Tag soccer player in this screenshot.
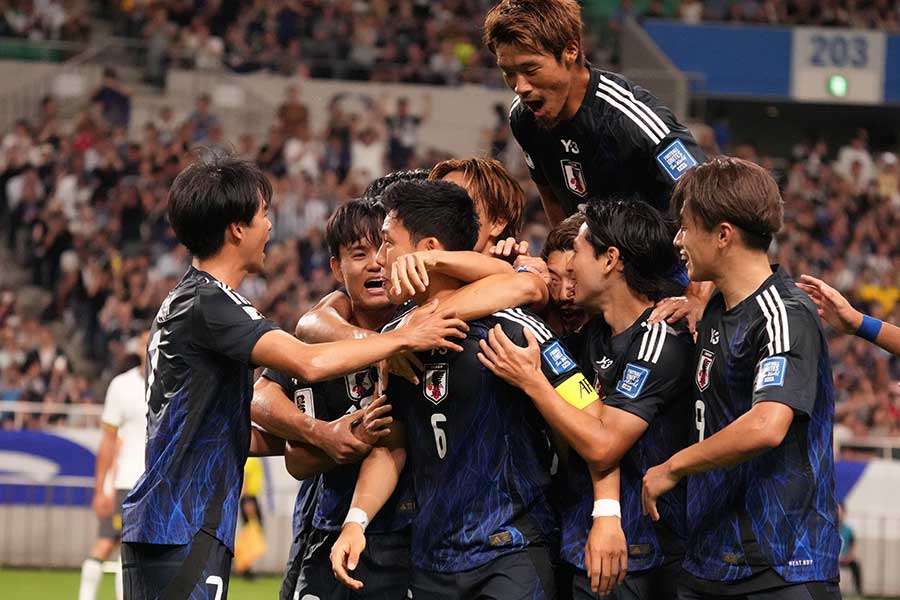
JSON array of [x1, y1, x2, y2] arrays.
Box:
[[484, 0, 705, 225], [79, 333, 149, 600], [330, 179, 596, 599], [541, 213, 589, 338], [251, 199, 413, 600], [120, 156, 467, 599], [479, 198, 693, 600], [641, 157, 842, 600]]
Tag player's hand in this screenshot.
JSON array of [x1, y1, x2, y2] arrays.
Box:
[[389, 251, 436, 302], [399, 300, 468, 353], [330, 523, 367, 590], [648, 294, 702, 333], [641, 462, 680, 521], [513, 255, 551, 287], [354, 394, 393, 445], [477, 325, 543, 390], [584, 516, 627, 596], [386, 352, 422, 385], [797, 274, 863, 335], [318, 412, 373, 465], [92, 490, 115, 519], [489, 237, 529, 260]]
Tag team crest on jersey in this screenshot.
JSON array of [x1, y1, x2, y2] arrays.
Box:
[[345, 369, 375, 401], [696, 349, 715, 391], [294, 387, 314, 417], [423, 363, 449, 404], [560, 159, 587, 197]]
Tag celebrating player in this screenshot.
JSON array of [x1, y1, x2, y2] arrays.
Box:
[[479, 198, 693, 600], [642, 157, 842, 600], [120, 156, 467, 599], [330, 179, 594, 599], [541, 213, 589, 338]]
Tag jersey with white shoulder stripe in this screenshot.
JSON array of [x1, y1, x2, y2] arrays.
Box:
[[382, 306, 596, 573], [509, 66, 705, 215], [686, 266, 840, 586]]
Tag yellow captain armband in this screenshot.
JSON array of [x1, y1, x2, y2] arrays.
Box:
[[554, 372, 599, 409]]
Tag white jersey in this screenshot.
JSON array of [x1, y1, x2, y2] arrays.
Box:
[[100, 366, 147, 490]]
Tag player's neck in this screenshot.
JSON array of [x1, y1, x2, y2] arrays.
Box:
[[414, 272, 460, 306], [194, 254, 248, 291], [347, 302, 395, 332], [560, 64, 592, 122], [597, 285, 653, 336], [714, 252, 773, 311]]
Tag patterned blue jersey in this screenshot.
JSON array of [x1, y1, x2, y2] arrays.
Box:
[[686, 266, 840, 584], [384, 307, 595, 573], [560, 309, 692, 572], [261, 367, 413, 534], [123, 267, 279, 550]]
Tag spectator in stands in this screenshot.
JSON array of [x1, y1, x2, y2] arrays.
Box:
[[91, 69, 132, 131], [838, 503, 863, 596], [384, 95, 431, 171], [183, 93, 220, 144]]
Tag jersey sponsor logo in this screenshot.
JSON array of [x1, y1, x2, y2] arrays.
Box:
[[542, 341, 576, 376], [523, 152, 535, 169], [696, 349, 715, 391], [345, 369, 375, 402], [560, 159, 587, 197], [294, 387, 314, 417], [710, 329, 720, 345], [560, 139, 580, 154], [596, 356, 614, 370], [555, 372, 599, 409], [656, 139, 698, 182], [423, 363, 449, 404], [755, 356, 786, 390], [615, 363, 650, 399]]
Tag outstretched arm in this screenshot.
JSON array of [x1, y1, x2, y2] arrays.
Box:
[[295, 290, 365, 343]]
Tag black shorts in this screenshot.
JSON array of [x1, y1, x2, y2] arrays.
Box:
[[295, 527, 411, 600], [121, 529, 232, 600], [410, 546, 557, 600], [570, 559, 681, 600], [98, 489, 129, 540], [676, 580, 842, 600]]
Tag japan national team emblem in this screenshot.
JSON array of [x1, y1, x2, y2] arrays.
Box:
[[423, 363, 449, 405], [560, 159, 587, 197], [695, 349, 715, 391], [345, 369, 375, 401]]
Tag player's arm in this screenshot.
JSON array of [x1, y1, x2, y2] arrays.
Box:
[[330, 422, 407, 591], [92, 423, 118, 518], [536, 182, 567, 226], [387, 249, 514, 299], [294, 290, 365, 343], [248, 425, 286, 456], [642, 308, 819, 520], [250, 300, 467, 382], [586, 466, 627, 596]]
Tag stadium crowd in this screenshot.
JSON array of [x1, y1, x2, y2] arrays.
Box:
[[0, 83, 896, 446]]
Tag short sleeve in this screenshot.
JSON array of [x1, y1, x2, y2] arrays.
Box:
[[194, 285, 280, 365], [751, 303, 821, 417], [603, 323, 691, 424], [651, 133, 705, 191], [260, 368, 297, 397], [100, 377, 124, 428]]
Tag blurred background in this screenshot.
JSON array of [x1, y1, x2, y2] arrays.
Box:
[[0, 1, 897, 598]]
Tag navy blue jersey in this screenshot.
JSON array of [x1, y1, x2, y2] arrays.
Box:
[[510, 66, 705, 215], [686, 267, 840, 584], [384, 307, 597, 573], [123, 267, 279, 550], [261, 368, 414, 534], [561, 310, 692, 573]]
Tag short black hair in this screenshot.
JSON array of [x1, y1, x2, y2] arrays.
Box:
[[541, 213, 585, 261], [326, 198, 386, 258], [167, 154, 272, 259], [580, 198, 680, 298], [381, 180, 479, 252], [363, 169, 430, 203]]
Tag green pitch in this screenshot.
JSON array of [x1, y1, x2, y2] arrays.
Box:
[[0, 568, 281, 599]]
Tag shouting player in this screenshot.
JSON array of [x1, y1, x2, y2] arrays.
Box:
[[330, 179, 595, 599], [120, 156, 467, 599], [479, 198, 693, 600], [642, 157, 842, 600]]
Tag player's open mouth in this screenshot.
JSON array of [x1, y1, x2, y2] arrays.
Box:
[[364, 278, 385, 294], [525, 99, 545, 116]]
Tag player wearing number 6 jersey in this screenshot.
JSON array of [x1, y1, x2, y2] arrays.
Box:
[[641, 158, 841, 600], [330, 179, 596, 599]]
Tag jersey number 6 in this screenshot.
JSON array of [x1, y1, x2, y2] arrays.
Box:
[[431, 413, 447, 459]]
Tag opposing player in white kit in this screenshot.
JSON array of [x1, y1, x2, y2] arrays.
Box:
[[79, 332, 149, 600]]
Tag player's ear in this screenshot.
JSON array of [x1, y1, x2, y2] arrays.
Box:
[[227, 221, 243, 243], [718, 222, 735, 248], [563, 41, 580, 68], [605, 246, 621, 274], [330, 256, 345, 285], [422, 237, 441, 252]]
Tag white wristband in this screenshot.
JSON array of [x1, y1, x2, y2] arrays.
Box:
[[592, 499, 621, 518], [343, 507, 370, 532]]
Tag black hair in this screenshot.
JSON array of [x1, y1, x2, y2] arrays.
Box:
[[362, 169, 430, 203], [167, 154, 272, 259], [325, 198, 387, 258], [541, 213, 585, 261], [580, 198, 680, 298], [381, 180, 479, 252]]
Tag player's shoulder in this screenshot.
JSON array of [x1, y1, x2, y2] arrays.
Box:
[[482, 307, 556, 344], [508, 95, 535, 132], [747, 269, 823, 350], [590, 68, 675, 147], [626, 319, 693, 369]]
